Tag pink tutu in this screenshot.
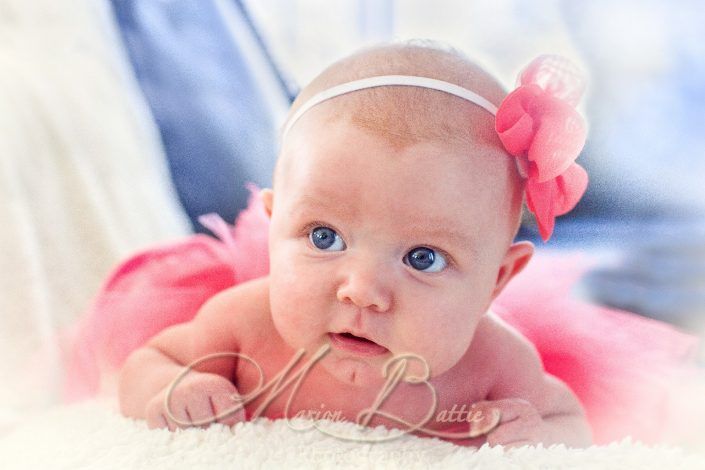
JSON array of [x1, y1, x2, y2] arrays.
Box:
[[59, 185, 705, 446]]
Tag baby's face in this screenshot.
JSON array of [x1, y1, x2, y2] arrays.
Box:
[[264, 109, 528, 388]]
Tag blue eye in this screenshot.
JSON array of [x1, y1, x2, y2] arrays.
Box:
[[310, 226, 346, 251], [404, 247, 447, 272]]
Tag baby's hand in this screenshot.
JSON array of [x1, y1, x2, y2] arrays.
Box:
[[470, 398, 545, 449], [145, 372, 247, 431]]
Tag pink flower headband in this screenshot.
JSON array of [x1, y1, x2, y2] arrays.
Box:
[[282, 55, 588, 241]]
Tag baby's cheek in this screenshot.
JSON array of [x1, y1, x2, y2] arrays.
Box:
[[270, 259, 308, 305], [270, 265, 330, 345], [412, 316, 475, 376], [431, 340, 472, 377]]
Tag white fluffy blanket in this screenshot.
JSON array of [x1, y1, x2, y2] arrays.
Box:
[[1, 399, 704, 470]]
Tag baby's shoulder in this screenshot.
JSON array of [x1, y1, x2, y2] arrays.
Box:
[[201, 276, 273, 341], [475, 310, 532, 349], [430, 313, 511, 402], [476, 310, 536, 360], [467, 309, 547, 397], [462, 310, 538, 377]]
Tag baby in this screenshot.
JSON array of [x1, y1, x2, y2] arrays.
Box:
[[118, 41, 593, 449]]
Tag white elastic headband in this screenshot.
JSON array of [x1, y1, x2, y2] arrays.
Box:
[[281, 75, 499, 139]]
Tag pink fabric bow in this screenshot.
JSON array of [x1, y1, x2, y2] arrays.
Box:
[[495, 55, 589, 241]]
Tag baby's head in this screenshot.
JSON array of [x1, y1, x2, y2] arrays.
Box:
[[259, 42, 556, 387], [274, 41, 526, 246]]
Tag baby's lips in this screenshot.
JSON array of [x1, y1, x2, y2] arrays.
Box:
[[467, 405, 502, 438]]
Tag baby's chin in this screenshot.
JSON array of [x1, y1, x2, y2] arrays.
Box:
[[318, 355, 389, 389], [316, 346, 449, 390]]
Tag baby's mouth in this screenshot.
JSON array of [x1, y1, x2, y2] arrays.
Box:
[[328, 332, 389, 356]]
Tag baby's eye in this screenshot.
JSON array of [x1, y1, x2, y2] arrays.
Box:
[[309, 226, 346, 251], [404, 247, 447, 273]]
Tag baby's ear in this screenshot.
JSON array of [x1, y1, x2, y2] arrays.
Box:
[[259, 188, 274, 218], [491, 241, 534, 300]]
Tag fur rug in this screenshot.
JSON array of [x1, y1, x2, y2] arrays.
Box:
[[1, 399, 704, 469]]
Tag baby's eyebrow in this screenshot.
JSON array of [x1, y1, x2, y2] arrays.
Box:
[[294, 195, 348, 216], [410, 224, 476, 253]]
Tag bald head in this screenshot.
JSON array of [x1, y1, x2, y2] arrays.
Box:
[[275, 40, 526, 244], [281, 40, 507, 145]]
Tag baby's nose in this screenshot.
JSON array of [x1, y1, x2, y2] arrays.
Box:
[[336, 256, 393, 312]]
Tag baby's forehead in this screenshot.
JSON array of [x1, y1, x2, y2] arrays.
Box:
[[281, 43, 508, 156], [283, 116, 521, 223], [279, 96, 522, 208]]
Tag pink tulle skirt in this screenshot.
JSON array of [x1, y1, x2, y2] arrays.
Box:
[[59, 185, 705, 446]]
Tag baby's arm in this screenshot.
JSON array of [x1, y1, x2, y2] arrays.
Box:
[[478, 315, 593, 448], [118, 280, 258, 429]]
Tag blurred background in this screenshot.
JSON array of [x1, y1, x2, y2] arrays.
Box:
[[0, 0, 703, 436]]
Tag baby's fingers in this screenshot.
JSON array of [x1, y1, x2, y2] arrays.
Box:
[[472, 398, 537, 426], [145, 373, 246, 431], [145, 408, 170, 430], [486, 416, 541, 447], [208, 390, 247, 427], [170, 377, 246, 428], [472, 398, 543, 447], [467, 404, 502, 438], [145, 394, 192, 431]]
